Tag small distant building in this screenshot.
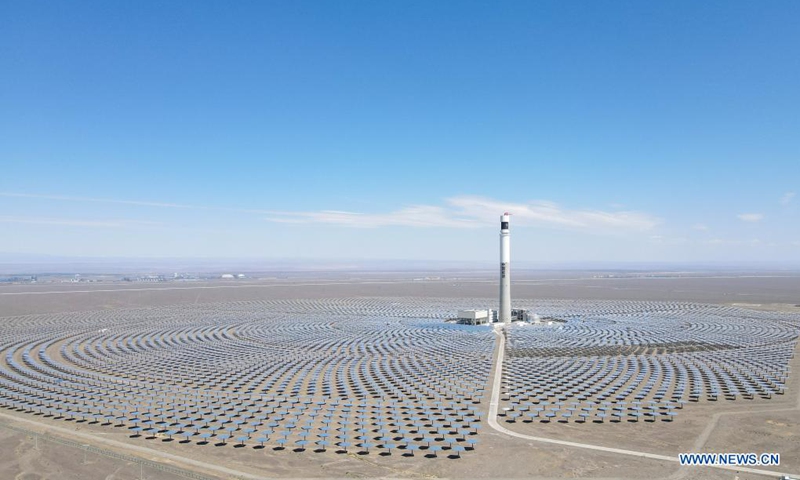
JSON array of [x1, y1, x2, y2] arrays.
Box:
[[135, 275, 165, 283], [220, 274, 235, 279], [236, 274, 246, 279]]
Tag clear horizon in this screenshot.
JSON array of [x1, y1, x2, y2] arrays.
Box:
[[3, 253, 800, 273]]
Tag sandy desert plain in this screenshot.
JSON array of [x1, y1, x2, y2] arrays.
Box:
[[0, 270, 799, 480]]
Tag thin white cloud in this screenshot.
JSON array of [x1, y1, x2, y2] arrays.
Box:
[[737, 213, 764, 222], [0, 191, 284, 216], [0, 192, 191, 209], [266, 196, 660, 232], [1, 191, 660, 232], [446, 196, 660, 231], [692, 223, 709, 231], [0, 216, 160, 228], [704, 238, 762, 246], [780, 192, 795, 205], [649, 235, 687, 244], [266, 205, 480, 228]]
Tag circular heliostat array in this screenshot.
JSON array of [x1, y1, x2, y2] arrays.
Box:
[[1, 299, 492, 456], [1, 298, 798, 455], [500, 300, 800, 424]]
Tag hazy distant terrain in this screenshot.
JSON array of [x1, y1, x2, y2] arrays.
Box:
[[2, 269, 799, 317]]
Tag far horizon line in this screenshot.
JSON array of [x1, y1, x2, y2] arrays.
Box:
[[2, 253, 800, 274], [3, 253, 800, 264]]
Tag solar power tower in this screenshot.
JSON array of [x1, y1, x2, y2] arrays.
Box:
[[499, 213, 511, 323]]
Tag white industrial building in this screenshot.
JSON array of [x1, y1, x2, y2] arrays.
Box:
[[456, 309, 497, 325]]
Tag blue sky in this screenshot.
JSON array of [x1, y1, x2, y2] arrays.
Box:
[[1, 1, 798, 263]]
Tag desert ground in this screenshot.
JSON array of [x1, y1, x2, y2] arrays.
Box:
[[1, 271, 800, 316], [1, 271, 799, 480]]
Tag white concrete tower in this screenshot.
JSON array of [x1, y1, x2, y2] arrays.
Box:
[[499, 212, 511, 323]]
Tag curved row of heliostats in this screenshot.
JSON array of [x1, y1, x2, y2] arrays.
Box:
[[1, 298, 798, 454]]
